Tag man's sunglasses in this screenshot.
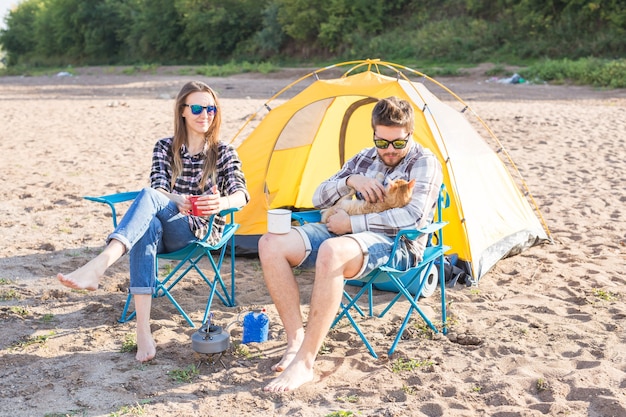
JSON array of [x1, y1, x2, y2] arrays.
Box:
[[185, 104, 218, 115], [373, 132, 411, 149]]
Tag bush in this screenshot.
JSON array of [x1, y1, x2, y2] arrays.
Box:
[[522, 58, 626, 88]]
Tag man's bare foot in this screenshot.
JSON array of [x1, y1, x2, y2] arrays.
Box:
[[271, 349, 298, 372], [136, 331, 157, 362], [57, 268, 101, 291], [271, 337, 304, 372], [264, 360, 314, 392]]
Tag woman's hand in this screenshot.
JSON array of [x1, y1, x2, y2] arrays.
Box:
[[190, 185, 224, 216], [174, 193, 193, 215]]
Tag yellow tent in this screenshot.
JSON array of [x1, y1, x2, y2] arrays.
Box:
[[229, 59, 551, 281]]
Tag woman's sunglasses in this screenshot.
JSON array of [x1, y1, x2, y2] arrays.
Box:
[[373, 132, 411, 149], [185, 104, 218, 115]]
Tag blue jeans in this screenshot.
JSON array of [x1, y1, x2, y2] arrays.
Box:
[[108, 187, 197, 295]]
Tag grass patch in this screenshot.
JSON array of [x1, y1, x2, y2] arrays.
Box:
[[536, 377, 550, 392], [10, 331, 55, 350], [231, 341, 265, 360], [121, 64, 159, 75], [336, 394, 359, 403], [167, 364, 199, 383], [391, 357, 434, 373], [0, 65, 76, 77], [592, 288, 618, 302], [193, 60, 278, 77], [10, 306, 29, 316], [40, 313, 55, 323], [2, 58, 623, 88], [44, 409, 88, 417], [521, 58, 626, 88], [325, 412, 360, 417], [109, 401, 150, 416], [120, 334, 137, 353], [0, 289, 20, 301], [318, 342, 332, 355], [411, 321, 437, 338], [232, 342, 252, 358], [484, 64, 511, 77], [160, 263, 174, 278], [402, 384, 418, 395]]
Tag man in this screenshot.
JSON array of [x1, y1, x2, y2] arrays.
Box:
[[258, 96, 443, 392]]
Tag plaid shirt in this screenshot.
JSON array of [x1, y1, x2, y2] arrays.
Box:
[[313, 141, 442, 261], [151, 137, 249, 244]]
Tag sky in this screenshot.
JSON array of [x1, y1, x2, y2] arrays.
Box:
[[0, 0, 20, 30]]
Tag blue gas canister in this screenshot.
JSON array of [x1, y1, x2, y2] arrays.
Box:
[[242, 308, 269, 344]]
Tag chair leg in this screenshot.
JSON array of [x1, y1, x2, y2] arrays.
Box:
[[332, 279, 376, 327], [438, 253, 448, 335], [197, 245, 238, 325], [377, 266, 428, 318], [229, 233, 236, 306], [118, 286, 196, 327], [118, 293, 136, 323], [332, 276, 379, 358], [387, 274, 439, 356], [157, 281, 196, 327], [342, 307, 379, 359], [116, 227, 240, 328]]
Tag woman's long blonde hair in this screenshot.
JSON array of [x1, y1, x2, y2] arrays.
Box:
[[171, 81, 222, 190]]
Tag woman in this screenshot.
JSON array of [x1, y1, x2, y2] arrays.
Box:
[[57, 81, 249, 362]]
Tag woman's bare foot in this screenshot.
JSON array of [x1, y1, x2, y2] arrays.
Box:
[[136, 328, 157, 362], [57, 267, 101, 291], [264, 360, 314, 392], [57, 240, 125, 291]]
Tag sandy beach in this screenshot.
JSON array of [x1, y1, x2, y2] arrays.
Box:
[[0, 67, 625, 417]]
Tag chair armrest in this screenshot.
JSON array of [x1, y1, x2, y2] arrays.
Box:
[[397, 221, 448, 241], [388, 220, 449, 261], [292, 210, 321, 225], [84, 191, 141, 205], [84, 191, 141, 228], [219, 206, 240, 224]]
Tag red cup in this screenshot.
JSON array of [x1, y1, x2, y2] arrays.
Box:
[[188, 196, 202, 216]]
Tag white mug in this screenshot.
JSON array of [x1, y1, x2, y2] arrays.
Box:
[[267, 209, 292, 234]]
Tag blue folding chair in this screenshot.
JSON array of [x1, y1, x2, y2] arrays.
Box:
[[84, 191, 239, 328], [292, 185, 450, 358]]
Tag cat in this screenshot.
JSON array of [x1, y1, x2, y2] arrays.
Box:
[[320, 178, 416, 223]]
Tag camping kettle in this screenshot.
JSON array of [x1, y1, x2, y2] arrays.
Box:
[[191, 313, 231, 354]]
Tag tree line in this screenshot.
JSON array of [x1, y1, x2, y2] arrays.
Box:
[[1, 0, 624, 68]]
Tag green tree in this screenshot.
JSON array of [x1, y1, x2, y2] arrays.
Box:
[[276, 0, 327, 44], [0, 0, 40, 65], [176, 0, 267, 63], [250, 2, 286, 58], [35, 0, 86, 61], [80, 0, 130, 64], [126, 0, 185, 64]]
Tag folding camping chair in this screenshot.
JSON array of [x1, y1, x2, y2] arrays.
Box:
[[84, 191, 240, 328], [292, 184, 450, 358]]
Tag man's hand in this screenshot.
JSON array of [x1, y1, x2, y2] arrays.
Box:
[[326, 209, 352, 235], [347, 175, 386, 203]]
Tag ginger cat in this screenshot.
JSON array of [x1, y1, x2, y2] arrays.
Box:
[[321, 178, 416, 223]]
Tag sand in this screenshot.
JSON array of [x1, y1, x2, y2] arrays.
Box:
[[0, 67, 625, 417]]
